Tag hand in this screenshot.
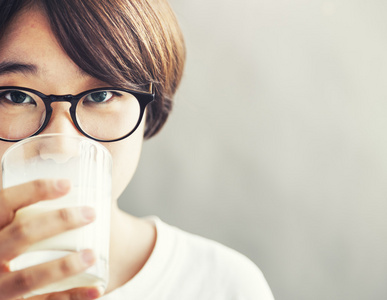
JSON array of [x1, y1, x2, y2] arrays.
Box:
[[0, 179, 103, 300]]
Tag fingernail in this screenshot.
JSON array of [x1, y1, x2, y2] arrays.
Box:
[[87, 286, 104, 299], [54, 179, 71, 193], [81, 249, 95, 266], [82, 207, 96, 221]]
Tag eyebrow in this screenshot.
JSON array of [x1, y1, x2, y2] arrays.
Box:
[[0, 61, 38, 76], [0, 60, 98, 83]]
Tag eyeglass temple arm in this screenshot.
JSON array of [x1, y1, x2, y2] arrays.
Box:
[[149, 82, 155, 94]]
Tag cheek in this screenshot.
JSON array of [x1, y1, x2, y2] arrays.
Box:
[[104, 122, 145, 201]]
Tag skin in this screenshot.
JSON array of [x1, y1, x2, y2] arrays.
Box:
[[0, 6, 156, 300]]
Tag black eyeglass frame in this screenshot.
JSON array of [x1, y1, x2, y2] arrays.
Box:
[[0, 85, 155, 143]]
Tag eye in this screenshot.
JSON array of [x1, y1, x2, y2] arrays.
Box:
[[85, 91, 114, 103], [2, 90, 35, 104]]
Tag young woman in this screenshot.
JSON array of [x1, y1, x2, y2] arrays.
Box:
[[0, 0, 274, 299]]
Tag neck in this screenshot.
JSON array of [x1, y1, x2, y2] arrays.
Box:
[[105, 204, 156, 294]]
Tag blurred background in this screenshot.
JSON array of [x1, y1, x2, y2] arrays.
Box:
[[119, 0, 387, 299]]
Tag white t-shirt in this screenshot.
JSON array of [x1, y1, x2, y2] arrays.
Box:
[[102, 217, 274, 300]]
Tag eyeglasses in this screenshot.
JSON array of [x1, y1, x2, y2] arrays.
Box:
[[0, 85, 155, 142]]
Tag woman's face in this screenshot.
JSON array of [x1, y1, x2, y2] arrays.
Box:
[[0, 7, 145, 201]]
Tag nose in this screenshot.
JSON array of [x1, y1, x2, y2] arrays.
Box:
[[42, 102, 80, 136], [38, 102, 82, 163]]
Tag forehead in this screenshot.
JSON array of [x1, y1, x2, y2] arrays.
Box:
[[0, 7, 53, 55], [0, 8, 105, 92]]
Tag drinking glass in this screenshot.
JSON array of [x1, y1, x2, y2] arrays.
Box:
[[1, 133, 112, 296]]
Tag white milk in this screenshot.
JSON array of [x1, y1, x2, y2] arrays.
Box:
[[12, 251, 105, 296], [9, 188, 110, 294]]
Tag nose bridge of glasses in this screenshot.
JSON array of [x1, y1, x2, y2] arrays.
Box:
[[46, 94, 75, 119], [43, 99, 78, 134], [47, 94, 76, 103]]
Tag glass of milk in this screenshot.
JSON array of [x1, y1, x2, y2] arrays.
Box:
[[1, 133, 112, 296]]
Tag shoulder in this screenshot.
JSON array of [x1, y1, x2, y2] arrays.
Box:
[[156, 219, 275, 300]]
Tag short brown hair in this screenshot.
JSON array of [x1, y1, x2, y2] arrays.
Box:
[[0, 0, 186, 139]]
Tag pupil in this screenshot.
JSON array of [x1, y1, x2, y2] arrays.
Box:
[[91, 92, 107, 102], [11, 92, 27, 103]]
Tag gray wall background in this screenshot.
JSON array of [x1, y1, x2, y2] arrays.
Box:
[[118, 1, 387, 299]]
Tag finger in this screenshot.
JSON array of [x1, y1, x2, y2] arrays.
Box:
[[0, 179, 71, 228], [0, 250, 95, 300], [0, 262, 9, 273], [0, 206, 95, 262], [27, 286, 104, 300]]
